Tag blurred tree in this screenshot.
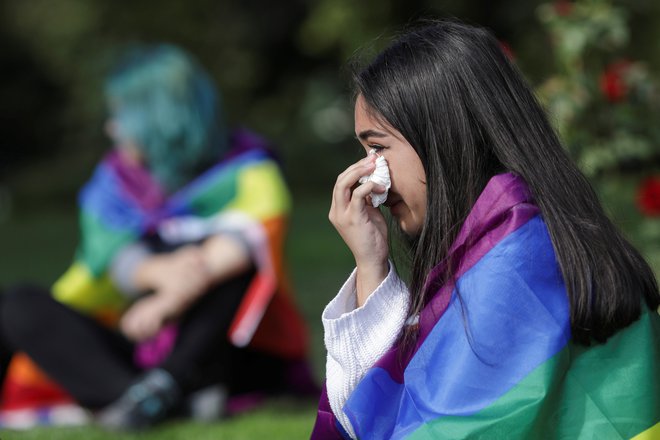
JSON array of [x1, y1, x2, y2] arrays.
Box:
[[537, 0, 660, 269], [0, 0, 555, 200], [1, 0, 659, 204], [0, 31, 66, 176]]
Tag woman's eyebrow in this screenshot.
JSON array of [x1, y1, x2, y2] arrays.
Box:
[[356, 129, 389, 141]]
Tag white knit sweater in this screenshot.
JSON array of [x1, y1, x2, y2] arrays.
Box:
[[322, 264, 410, 438]]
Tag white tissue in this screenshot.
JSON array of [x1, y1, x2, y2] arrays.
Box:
[[358, 150, 391, 207]]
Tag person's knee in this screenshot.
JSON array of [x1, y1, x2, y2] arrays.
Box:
[[1, 285, 54, 344]]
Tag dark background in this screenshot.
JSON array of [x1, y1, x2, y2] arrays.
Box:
[[3, 0, 660, 206]]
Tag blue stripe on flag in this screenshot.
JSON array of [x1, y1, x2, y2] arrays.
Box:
[[345, 216, 571, 439]]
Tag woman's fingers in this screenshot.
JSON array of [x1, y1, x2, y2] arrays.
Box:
[[119, 312, 139, 340], [124, 312, 158, 342], [349, 181, 385, 211], [335, 154, 376, 183], [332, 156, 376, 208], [330, 176, 387, 225], [329, 180, 387, 233]]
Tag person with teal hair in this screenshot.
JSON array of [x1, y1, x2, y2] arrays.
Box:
[[105, 44, 227, 192], [0, 44, 315, 430]]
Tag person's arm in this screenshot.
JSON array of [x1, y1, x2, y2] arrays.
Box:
[[323, 262, 410, 439], [109, 242, 154, 299], [128, 234, 252, 301], [117, 234, 252, 342], [329, 155, 389, 307], [199, 234, 253, 286]]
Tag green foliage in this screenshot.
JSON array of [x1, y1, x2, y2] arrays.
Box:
[[538, 0, 628, 74], [536, 0, 660, 270], [537, 0, 660, 173]]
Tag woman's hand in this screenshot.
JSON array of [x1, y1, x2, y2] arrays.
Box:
[[329, 155, 389, 306]]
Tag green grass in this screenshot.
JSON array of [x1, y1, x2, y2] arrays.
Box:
[[0, 190, 353, 439], [0, 402, 315, 440], [2, 402, 317, 439]]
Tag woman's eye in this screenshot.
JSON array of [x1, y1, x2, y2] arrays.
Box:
[[369, 144, 385, 152]]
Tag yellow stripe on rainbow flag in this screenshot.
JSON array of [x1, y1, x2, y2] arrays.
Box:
[[631, 422, 660, 440]]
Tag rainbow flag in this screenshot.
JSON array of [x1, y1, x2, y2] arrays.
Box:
[[312, 173, 660, 439], [49, 129, 307, 356], [1, 130, 308, 418]]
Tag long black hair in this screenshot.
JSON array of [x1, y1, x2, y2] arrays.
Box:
[[353, 19, 659, 345]]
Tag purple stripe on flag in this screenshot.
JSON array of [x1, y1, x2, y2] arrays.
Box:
[[311, 384, 346, 439]]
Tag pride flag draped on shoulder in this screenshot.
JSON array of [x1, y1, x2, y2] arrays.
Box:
[[312, 173, 660, 439], [52, 128, 307, 357]]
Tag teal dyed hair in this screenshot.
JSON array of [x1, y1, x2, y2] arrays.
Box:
[[105, 44, 228, 191]]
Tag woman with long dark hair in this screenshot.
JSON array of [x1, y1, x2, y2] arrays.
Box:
[[313, 20, 660, 439]]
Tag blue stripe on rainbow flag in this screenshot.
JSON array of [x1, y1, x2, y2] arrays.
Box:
[[79, 161, 150, 231], [80, 149, 270, 232], [345, 215, 571, 439]]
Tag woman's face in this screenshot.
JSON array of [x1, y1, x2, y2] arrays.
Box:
[[105, 116, 143, 166], [354, 95, 427, 236]]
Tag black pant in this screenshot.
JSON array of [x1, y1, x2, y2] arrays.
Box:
[[0, 269, 287, 409]]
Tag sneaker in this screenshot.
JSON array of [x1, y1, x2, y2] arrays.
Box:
[[182, 383, 228, 422], [96, 369, 181, 431]]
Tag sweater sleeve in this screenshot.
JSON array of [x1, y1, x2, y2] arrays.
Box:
[[322, 263, 410, 438], [108, 241, 153, 299]]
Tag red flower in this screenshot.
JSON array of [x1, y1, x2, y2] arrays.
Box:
[[638, 177, 660, 216], [554, 0, 573, 16], [600, 60, 632, 103]]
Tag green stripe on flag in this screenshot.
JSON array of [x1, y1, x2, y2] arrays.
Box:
[[79, 211, 136, 276], [410, 309, 660, 439], [188, 164, 240, 216], [631, 422, 660, 439]]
